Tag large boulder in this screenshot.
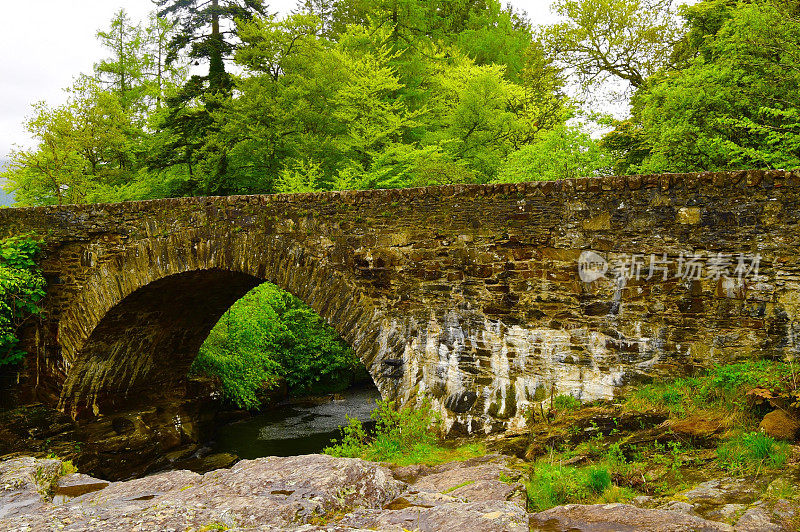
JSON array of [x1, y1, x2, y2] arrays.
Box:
[[0, 454, 405, 531], [0, 456, 63, 520], [759, 410, 800, 441]]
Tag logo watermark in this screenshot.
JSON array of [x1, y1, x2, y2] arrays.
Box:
[[578, 251, 761, 284]]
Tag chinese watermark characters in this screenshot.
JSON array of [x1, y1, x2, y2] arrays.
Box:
[[578, 251, 761, 284]]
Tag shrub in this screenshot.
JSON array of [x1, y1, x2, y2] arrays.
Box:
[[325, 397, 442, 463], [716, 432, 789, 475], [587, 466, 612, 493], [323, 415, 369, 458], [553, 394, 581, 412]]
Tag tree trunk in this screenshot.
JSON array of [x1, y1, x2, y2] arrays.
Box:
[[209, 0, 226, 94]]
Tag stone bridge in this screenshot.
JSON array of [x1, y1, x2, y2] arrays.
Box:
[[2, 169, 800, 433]]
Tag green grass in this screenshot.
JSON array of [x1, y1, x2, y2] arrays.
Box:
[[625, 360, 794, 419], [522, 360, 800, 505], [716, 432, 789, 476], [442, 480, 476, 493], [553, 394, 582, 412], [526, 462, 618, 511], [623, 360, 795, 479]]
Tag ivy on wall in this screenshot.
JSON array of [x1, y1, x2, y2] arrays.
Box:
[[0, 235, 46, 367]]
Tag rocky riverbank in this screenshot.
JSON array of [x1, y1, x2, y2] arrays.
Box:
[[0, 392, 227, 481], [2, 453, 799, 531]]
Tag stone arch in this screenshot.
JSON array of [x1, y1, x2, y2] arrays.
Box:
[[57, 229, 395, 417]]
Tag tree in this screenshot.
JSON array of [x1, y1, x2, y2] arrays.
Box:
[[95, 10, 148, 112], [542, 0, 681, 91], [615, 0, 800, 173], [495, 123, 612, 182], [2, 78, 142, 205], [150, 0, 269, 196], [156, 0, 268, 93], [191, 282, 361, 407]]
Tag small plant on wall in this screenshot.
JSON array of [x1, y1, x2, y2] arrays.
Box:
[[0, 235, 46, 366]]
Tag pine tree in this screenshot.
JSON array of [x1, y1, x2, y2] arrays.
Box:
[[155, 0, 268, 94], [151, 0, 268, 195]]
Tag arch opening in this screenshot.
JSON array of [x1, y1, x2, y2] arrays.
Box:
[[61, 269, 263, 417], [59, 268, 382, 419]]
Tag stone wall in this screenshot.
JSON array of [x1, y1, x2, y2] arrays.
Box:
[[2, 169, 799, 433]]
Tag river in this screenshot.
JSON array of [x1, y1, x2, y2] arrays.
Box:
[[206, 385, 381, 460]]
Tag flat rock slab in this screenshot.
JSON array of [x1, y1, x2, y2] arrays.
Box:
[[530, 503, 734, 532], [390, 454, 526, 506], [0, 457, 62, 520], [0, 454, 405, 531], [340, 501, 530, 531], [54, 473, 110, 498]]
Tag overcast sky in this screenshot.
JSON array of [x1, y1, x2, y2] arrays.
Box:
[[0, 1, 559, 159]]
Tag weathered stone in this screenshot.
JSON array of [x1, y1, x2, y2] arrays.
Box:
[[0, 454, 405, 531], [659, 500, 699, 516], [445, 391, 478, 413], [734, 506, 785, 532], [340, 501, 529, 532], [393, 455, 526, 507], [759, 410, 800, 441], [0, 457, 63, 519], [3, 170, 800, 431], [529, 503, 733, 531], [678, 207, 702, 224], [680, 477, 759, 507]]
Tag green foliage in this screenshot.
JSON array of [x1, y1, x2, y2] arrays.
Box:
[[190, 283, 362, 408], [526, 462, 615, 511], [611, 0, 800, 173], [494, 123, 612, 183], [586, 466, 613, 493], [0, 236, 46, 367], [2, 12, 187, 206], [553, 394, 582, 412], [325, 397, 444, 463], [716, 432, 789, 475], [5, 2, 571, 204], [9, 0, 800, 203], [542, 0, 680, 90], [628, 360, 793, 416]]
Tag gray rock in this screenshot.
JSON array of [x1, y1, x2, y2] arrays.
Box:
[[341, 501, 529, 531], [659, 500, 699, 516], [682, 478, 758, 507], [0, 454, 405, 531], [631, 495, 653, 507], [771, 498, 798, 522], [708, 503, 747, 523], [734, 506, 784, 532], [395, 454, 526, 506], [0, 457, 62, 520], [530, 503, 734, 532]]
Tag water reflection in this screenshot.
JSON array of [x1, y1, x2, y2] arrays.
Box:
[[210, 386, 380, 459]]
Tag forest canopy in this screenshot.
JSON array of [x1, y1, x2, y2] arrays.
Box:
[[4, 0, 798, 205]]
